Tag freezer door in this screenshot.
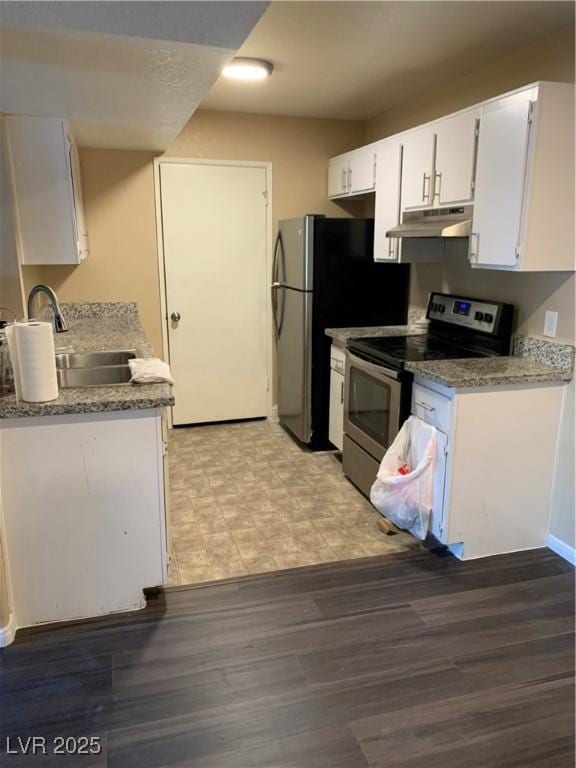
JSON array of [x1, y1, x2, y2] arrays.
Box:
[[277, 287, 313, 444], [279, 216, 315, 291]]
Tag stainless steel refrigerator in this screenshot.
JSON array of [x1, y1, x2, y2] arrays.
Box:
[[272, 215, 410, 450]]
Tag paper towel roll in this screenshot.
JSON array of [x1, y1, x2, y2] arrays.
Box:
[[6, 321, 58, 403]]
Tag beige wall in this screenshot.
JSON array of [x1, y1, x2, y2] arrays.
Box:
[[34, 111, 365, 355], [22, 151, 162, 353]]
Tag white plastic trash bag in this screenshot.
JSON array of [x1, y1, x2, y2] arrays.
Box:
[[370, 416, 438, 540]]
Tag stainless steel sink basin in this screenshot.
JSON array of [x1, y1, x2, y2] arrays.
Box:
[[55, 349, 137, 388], [55, 350, 136, 369], [57, 366, 132, 388]]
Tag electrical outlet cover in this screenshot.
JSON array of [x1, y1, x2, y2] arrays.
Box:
[[544, 311, 558, 338]]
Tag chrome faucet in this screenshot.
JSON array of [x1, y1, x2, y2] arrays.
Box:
[[27, 285, 68, 333]]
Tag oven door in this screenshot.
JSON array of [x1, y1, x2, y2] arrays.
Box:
[[344, 353, 402, 462]]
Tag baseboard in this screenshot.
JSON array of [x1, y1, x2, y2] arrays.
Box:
[[0, 614, 16, 647], [547, 533, 576, 566]]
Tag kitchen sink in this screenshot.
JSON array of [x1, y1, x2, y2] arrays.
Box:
[[57, 366, 132, 388], [55, 349, 137, 388], [55, 350, 136, 369]]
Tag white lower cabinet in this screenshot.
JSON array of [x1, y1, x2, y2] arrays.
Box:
[[412, 379, 565, 560], [329, 344, 345, 451], [1, 409, 167, 629]]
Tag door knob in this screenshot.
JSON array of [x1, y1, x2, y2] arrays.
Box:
[[170, 312, 181, 322]]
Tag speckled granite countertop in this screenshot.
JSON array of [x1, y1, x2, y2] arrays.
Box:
[[0, 304, 174, 419], [406, 356, 573, 388], [326, 325, 427, 345]]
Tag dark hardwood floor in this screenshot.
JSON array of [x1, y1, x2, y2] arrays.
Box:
[[1, 547, 574, 767]]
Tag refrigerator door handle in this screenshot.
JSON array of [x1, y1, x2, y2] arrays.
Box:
[[272, 232, 285, 338]]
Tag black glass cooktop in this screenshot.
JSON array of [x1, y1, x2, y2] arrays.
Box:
[[347, 334, 487, 369]]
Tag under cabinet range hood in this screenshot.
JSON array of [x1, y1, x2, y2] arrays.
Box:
[[387, 206, 473, 238]]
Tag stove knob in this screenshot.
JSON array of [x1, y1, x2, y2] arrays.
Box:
[[431, 302, 437, 312], [475, 311, 484, 321], [484, 313, 494, 324], [439, 304, 446, 314]]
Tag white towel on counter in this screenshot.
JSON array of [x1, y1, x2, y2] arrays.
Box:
[[128, 358, 174, 385]]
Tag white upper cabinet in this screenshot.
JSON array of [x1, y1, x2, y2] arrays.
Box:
[[400, 127, 435, 209], [327, 145, 376, 198], [327, 154, 349, 198], [434, 109, 480, 205], [402, 110, 479, 210], [470, 92, 532, 268], [328, 81, 574, 272], [348, 145, 376, 194], [471, 82, 574, 271], [5, 115, 89, 266], [374, 139, 402, 262]]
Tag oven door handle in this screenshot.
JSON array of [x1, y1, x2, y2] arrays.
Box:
[[346, 352, 400, 381]]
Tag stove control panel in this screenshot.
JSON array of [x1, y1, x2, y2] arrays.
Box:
[[427, 293, 500, 333]]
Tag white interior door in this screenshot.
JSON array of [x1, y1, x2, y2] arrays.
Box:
[[160, 162, 269, 426]]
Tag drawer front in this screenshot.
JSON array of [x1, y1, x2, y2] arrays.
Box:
[[412, 383, 452, 433]]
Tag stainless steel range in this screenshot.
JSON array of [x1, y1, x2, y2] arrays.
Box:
[[343, 292, 515, 496]]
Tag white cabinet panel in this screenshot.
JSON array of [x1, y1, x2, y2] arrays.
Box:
[[328, 155, 349, 198], [329, 367, 344, 451], [5, 115, 89, 265], [329, 344, 345, 451], [434, 109, 479, 205], [349, 146, 376, 194], [401, 127, 435, 209], [471, 92, 532, 267], [1, 410, 166, 628], [374, 139, 402, 262]]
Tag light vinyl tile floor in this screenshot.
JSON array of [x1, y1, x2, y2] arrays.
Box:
[[167, 419, 419, 586]]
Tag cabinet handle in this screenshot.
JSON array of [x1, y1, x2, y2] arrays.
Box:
[[433, 171, 442, 201], [422, 173, 431, 203], [170, 312, 181, 322], [347, 167, 352, 192], [340, 381, 344, 404], [415, 400, 435, 412], [469, 232, 479, 263], [341, 169, 347, 192]]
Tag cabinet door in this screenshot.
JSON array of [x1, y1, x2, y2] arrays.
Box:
[[401, 127, 435, 209], [434, 109, 479, 205], [328, 155, 349, 198], [329, 368, 345, 451], [5, 116, 83, 265], [471, 92, 533, 267], [348, 146, 376, 194], [66, 129, 90, 262], [374, 140, 402, 261]]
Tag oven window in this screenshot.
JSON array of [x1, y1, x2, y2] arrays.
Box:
[[348, 367, 392, 447]]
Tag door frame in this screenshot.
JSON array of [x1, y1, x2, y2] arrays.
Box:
[[153, 157, 274, 425]]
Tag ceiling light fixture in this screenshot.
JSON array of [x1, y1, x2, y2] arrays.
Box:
[[222, 57, 273, 81]]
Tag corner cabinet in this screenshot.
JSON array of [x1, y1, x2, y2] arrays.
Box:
[[5, 115, 89, 266], [470, 83, 574, 271], [328, 145, 377, 198]]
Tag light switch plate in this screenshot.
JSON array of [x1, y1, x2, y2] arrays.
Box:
[[544, 311, 558, 338]]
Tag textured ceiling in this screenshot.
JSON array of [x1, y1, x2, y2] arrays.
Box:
[[201, 1, 575, 120], [0, 2, 269, 149]]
